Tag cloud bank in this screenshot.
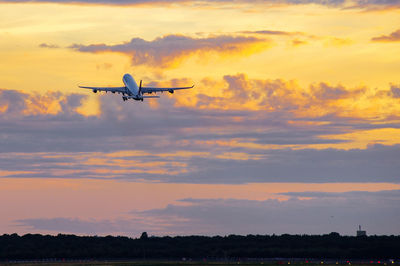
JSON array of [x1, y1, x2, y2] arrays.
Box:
[[2, 0, 400, 10], [16, 190, 400, 236], [1, 74, 400, 183]]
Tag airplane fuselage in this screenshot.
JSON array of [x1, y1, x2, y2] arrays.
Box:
[[122, 74, 141, 101]]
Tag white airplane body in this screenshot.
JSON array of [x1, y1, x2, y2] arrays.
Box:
[[79, 73, 193, 101]]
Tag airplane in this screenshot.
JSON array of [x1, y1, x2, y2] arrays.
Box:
[[79, 73, 194, 101]]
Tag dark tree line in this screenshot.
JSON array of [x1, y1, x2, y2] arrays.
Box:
[[0, 232, 399, 260]]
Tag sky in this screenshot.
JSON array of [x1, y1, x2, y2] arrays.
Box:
[[0, 0, 400, 237]]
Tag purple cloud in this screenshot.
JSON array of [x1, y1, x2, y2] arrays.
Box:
[[69, 35, 266, 67], [2, 0, 399, 10], [372, 29, 400, 42], [39, 43, 60, 49]]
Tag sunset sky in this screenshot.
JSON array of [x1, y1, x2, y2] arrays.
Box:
[[0, 0, 400, 237]]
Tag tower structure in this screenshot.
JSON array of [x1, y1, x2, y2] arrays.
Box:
[[356, 225, 367, 236]]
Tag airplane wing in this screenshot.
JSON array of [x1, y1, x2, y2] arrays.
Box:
[[79, 86, 127, 93], [141, 85, 194, 94]]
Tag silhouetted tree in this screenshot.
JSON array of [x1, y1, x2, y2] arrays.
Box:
[[0, 233, 399, 260], [140, 232, 148, 240]]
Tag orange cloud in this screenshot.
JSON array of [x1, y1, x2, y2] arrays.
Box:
[[69, 34, 270, 68], [2, 73, 399, 123], [292, 39, 308, 46], [0, 88, 95, 117], [23, 92, 63, 115], [169, 74, 399, 122]]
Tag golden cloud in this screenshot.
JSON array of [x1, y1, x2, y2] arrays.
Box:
[[169, 74, 400, 122], [69, 34, 271, 68]]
